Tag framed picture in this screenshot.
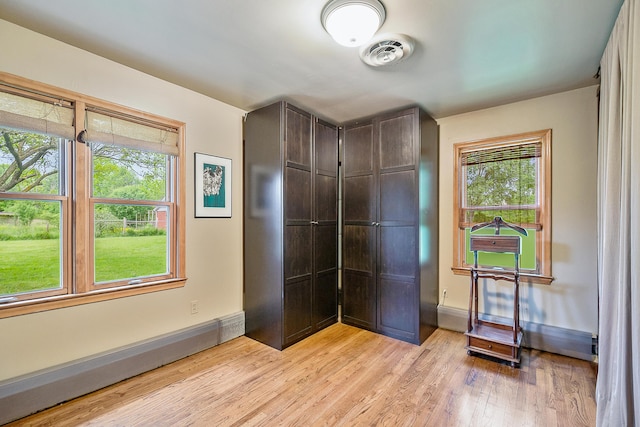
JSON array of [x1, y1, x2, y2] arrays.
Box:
[[194, 152, 232, 218]]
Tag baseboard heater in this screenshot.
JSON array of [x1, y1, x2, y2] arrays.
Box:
[[0, 311, 245, 425], [437, 305, 594, 361]]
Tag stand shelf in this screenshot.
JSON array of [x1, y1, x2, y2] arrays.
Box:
[[465, 319, 522, 366]]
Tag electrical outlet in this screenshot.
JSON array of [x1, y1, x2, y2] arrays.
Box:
[[190, 300, 199, 315]]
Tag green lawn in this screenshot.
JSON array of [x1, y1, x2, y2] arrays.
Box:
[[95, 235, 167, 283], [0, 238, 60, 294], [1, 235, 167, 295]]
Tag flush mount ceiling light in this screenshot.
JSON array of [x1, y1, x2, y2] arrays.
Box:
[[321, 0, 386, 47]]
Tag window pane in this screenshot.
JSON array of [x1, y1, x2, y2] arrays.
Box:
[[94, 203, 168, 283], [91, 143, 167, 201], [465, 227, 537, 271], [464, 157, 537, 208], [0, 128, 63, 194], [0, 199, 62, 296]]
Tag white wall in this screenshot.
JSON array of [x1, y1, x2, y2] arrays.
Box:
[[437, 85, 599, 334], [0, 20, 245, 381]]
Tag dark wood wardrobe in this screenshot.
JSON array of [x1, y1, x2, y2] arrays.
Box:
[[243, 101, 339, 350], [341, 106, 439, 344]]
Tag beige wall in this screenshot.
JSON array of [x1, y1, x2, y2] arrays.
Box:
[[437, 85, 599, 333], [0, 20, 245, 381]]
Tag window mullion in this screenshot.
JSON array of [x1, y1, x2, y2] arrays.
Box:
[[62, 138, 73, 297], [73, 102, 92, 294]]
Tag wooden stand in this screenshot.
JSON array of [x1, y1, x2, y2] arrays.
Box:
[[465, 234, 522, 367]]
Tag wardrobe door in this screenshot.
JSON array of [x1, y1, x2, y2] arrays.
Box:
[[342, 122, 377, 330], [313, 119, 339, 329], [376, 110, 419, 341], [283, 106, 313, 345]]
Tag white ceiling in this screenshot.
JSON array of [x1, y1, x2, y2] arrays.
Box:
[[0, 0, 623, 123]]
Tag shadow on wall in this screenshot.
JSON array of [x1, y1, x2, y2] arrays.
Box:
[[480, 278, 547, 325]]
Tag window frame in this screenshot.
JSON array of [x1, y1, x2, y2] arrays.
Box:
[[0, 72, 186, 318], [452, 129, 553, 284]]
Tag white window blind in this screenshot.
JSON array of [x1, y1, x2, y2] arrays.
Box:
[[0, 87, 75, 139], [82, 109, 179, 156]]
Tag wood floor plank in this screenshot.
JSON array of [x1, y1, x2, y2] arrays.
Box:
[[7, 323, 597, 427]]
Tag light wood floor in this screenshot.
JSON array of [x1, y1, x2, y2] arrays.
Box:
[[9, 323, 597, 426]]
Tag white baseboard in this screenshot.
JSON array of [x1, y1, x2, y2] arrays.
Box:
[[0, 311, 245, 425], [437, 305, 594, 361]]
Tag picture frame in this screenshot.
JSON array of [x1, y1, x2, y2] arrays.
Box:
[[194, 152, 232, 218]]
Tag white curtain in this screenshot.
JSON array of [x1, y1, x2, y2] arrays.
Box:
[[597, 0, 640, 425]]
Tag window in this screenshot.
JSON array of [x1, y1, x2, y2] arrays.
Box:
[[0, 72, 185, 317], [452, 129, 552, 284]]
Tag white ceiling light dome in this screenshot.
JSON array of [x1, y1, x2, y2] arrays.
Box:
[[360, 33, 415, 67], [321, 0, 386, 48]]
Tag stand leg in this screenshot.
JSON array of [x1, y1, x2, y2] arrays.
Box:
[[473, 274, 479, 324], [513, 273, 520, 344], [467, 272, 474, 333]]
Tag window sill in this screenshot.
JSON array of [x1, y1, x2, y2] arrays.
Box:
[[451, 267, 553, 285], [0, 278, 187, 319]]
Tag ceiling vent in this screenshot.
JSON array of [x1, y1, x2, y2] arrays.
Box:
[[359, 34, 415, 67]]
